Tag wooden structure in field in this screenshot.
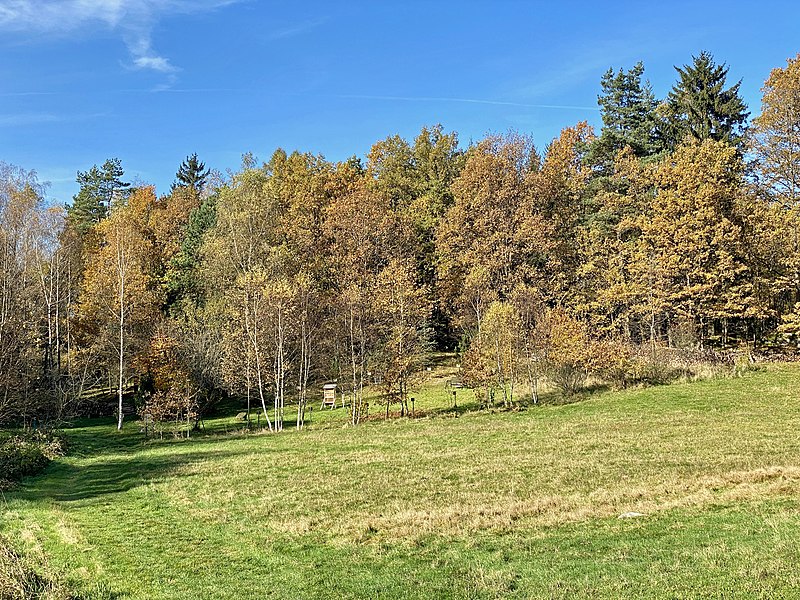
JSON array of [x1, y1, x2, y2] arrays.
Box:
[[321, 382, 338, 409]]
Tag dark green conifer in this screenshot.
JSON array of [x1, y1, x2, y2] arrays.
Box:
[[588, 62, 663, 170], [68, 158, 130, 233], [174, 153, 210, 193], [663, 51, 749, 149]]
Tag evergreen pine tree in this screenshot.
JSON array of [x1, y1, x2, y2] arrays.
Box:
[[174, 153, 210, 192], [165, 193, 218, 313], [68, 158, 130, 233], [588, 62, 663, 170], [663, 51, 750, 149]]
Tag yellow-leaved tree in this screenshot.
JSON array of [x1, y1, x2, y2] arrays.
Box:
[[78, 187, 160, 429], [373, 258, 432, 417], [436, 133, 546, 335], [462, 300, 522, 407], [750, 53, 800, 207], [640, 138, 751, 346], [749, 53, 800, 326]]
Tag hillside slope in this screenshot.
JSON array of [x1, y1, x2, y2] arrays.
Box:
[[3, 366, 800, 598]]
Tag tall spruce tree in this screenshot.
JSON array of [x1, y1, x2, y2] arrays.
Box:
[[68, 158, 130, 233], [588, 62, 663, 170], [174, 153, 210, 193], [663, 52, 749, 149]]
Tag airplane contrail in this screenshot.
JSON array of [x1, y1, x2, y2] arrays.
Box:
[[335, 94, 599, 111]]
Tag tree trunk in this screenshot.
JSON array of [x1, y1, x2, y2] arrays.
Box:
[[117, 245, 125, 431], [117, 306, 124, 431]]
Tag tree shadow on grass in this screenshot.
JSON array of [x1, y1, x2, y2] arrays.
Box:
[[63, 414, 271, 458], [14, 446, 256, 504], [535, 383, 614, 406], [198, 415, 304, 436], [63, 418, 149, 459], [419, 387, 566, 417]]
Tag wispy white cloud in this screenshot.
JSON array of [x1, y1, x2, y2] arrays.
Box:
[[266, 17, 327, 41], [132, 55, 177, 73], [0, 0, 125, 31], [0, 1, 240, 76], [122, 27, 180, 75], [0, 111, 107, 127], [0, 112, 61, 126], [0, 91, 58, 97]]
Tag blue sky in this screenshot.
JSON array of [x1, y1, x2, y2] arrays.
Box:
[[1, 0, 798, 204]]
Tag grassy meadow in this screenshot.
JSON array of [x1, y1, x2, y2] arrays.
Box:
[[3, 362, 800, 598]]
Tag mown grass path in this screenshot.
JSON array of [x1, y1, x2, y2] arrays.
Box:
[[3, 365, 800, 598]]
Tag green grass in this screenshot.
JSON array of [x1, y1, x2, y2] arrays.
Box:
[[3, 364, 800, 598]]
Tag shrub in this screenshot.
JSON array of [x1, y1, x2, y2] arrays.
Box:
[[594, 337, 637, 389], [0, 433, 64, 489], [538, 308, 600, 396], [622, 343, 738, 386], [138, 384, 199, 440]]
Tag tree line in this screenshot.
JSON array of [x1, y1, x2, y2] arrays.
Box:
[[2, 52, 800, 432]]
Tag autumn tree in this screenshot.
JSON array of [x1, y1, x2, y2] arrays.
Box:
[[223, 268, 294, 431], [264, 149, 334, 428], [437, 133, 545, 335], [462, 300, 522, 407], [750, 53, 800, 207], [735, 192, 796, 330], [641, 139, 752, 345], [370, 126, 464, 253], [0, 164, 50, 424], [137, 327, 199, 438], [323, 180, 406, 424], [509, 285, 546, 404], [77, 187, 160, 429], [145, 184, 204, 315], [743, 54, 800, 332], [529, 122, 595, 305], [292, 272, 319, 429], [268, 149, 334, 276], [203, 164, 282, 430], [747, 53, 800, 339], [536, 308, 602, 396], [406, 125, 464, 237], [365, 128, 465, 349], [0, 165, 112, 426], [578, 147, 656, 337], [367, 135, 416, 211], [373, 258, 432, 417], [203, 153, 332, 430]]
